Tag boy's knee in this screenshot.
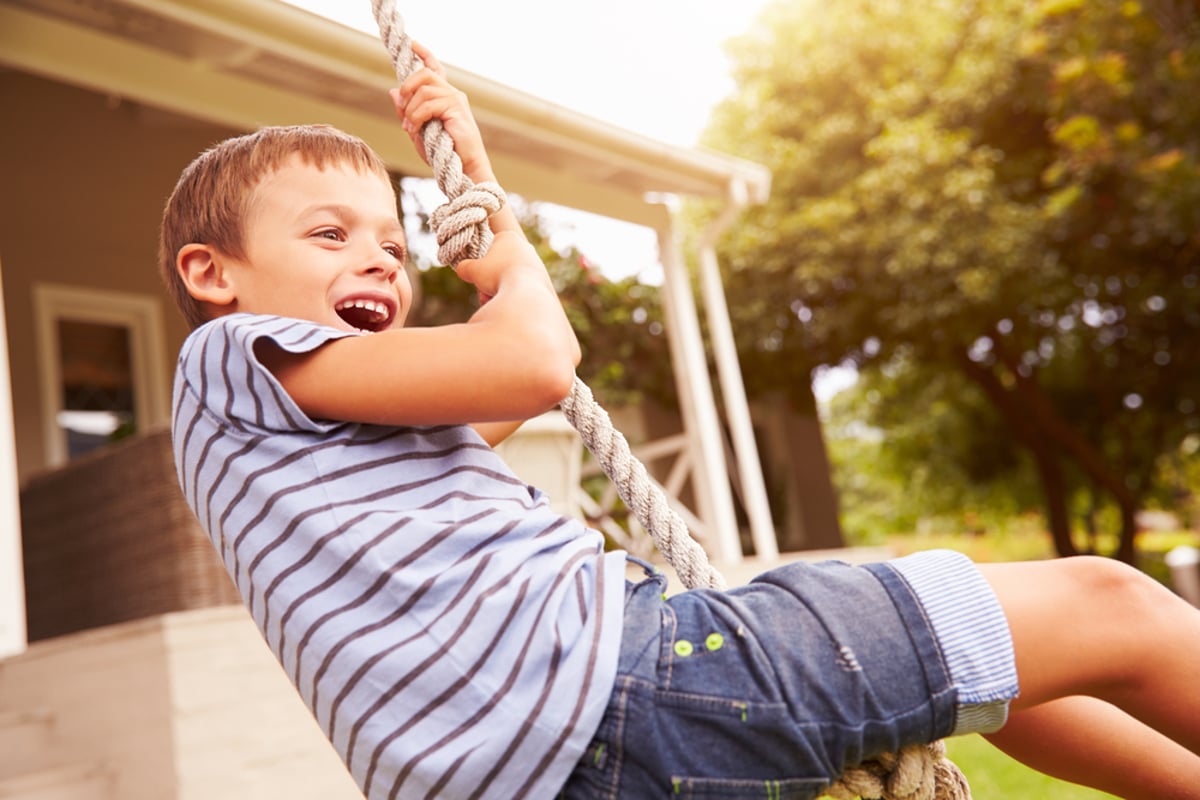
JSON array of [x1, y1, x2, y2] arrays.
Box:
[[1062, 556, 1165, 619]]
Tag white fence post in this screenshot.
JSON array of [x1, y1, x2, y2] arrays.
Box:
[[1165, 545, 1200, 608]]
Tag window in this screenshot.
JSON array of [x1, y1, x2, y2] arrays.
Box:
[[33, 285, 169, 467]]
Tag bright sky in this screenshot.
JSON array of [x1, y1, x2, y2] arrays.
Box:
[[280, 0, 769, 283], [282, 0, 765, 147], [281, 0, 857, 400]]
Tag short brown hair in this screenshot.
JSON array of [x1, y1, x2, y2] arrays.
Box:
[[159, 124, 393, 328]]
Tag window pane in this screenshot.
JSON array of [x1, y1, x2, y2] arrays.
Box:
[[56, 319, 136, 460]]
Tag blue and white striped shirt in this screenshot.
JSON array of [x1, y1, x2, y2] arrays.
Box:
[[172, 313, 626, 799]]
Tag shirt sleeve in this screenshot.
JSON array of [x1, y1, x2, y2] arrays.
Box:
[[174, 313, 359, 435]]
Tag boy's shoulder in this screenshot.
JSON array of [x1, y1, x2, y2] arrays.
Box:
[[176, 313, 358, 435], [181, 313, 359, 370], [187, 312, 347, 343]]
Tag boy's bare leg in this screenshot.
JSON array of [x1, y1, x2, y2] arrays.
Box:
[[978, 557, 1200, 753], [985, 695, 1200, 799]]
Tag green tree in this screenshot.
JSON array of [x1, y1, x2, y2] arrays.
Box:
[[406, 195, 673, 408], [703, 0, 1200, 560], [824, 356, 1044, 544]]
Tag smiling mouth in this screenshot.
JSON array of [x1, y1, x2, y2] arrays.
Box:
[[335, 298, 394, 333]]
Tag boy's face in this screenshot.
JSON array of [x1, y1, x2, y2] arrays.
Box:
[[222, 155, 411, 333]]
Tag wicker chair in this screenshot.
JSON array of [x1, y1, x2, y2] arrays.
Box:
[[19, 428, 238, 641]]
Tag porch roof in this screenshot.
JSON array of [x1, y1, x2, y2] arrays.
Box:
[[0, 0, 769, 226]]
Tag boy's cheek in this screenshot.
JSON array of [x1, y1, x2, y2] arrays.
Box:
[[396, 289, 413, 328], [393, 296, 413, 329]]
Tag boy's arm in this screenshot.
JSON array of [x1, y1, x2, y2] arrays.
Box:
[[261, 231, 581, 427], [261, 44, 580, 429], [471, 420, 525, 447]]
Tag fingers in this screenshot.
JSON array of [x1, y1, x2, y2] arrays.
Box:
[[410, 41, 443, 76], [394, 40, 448, 120], [392, 60, 461, 130], [390, 70, 458, 159], [454, 231, 541, 296], [402, 82, 467, 134], [388, 41, 494, 182]]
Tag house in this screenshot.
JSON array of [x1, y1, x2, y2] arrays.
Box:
[[0, 0, 786, 796]]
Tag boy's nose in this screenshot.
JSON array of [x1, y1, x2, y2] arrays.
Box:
[[357, 251, 401, 283], [362, 261, 397, 281]]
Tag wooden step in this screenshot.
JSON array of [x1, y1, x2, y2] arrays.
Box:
[[0, 710, 57, 779], [0, 763, 112, 800]]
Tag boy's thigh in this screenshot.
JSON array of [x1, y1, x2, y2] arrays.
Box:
[[563, 559, 959, 799]]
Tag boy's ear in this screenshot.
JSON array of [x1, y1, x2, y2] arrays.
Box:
[[177, 244, 237, 308]]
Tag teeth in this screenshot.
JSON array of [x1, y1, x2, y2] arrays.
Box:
[[336, 299, 389, 320]]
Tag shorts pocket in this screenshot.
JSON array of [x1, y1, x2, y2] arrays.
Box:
[[650, 691, 832, 798], [669, 776, 830, 799]]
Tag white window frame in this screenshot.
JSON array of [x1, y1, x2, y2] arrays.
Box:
[[33, 284, 169, 468]]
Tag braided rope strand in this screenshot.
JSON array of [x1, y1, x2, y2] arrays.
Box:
[[368, 2, 969, 797], [369, 0, 722, 594], [372, 0, 502, 265], [561, 378, 728, 591]]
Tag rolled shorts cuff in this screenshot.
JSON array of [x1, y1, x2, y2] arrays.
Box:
[[874, 550, 1020, 736]]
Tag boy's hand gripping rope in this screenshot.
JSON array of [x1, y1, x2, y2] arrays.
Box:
[[372, 1, 503, 267], [369, 2, 969, 797]]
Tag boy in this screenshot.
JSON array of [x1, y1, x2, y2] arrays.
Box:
[[163, 44, 1200, 800]]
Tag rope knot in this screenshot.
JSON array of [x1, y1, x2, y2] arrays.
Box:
[[430, 181, 506, 265], [823, 742, 969, 800]]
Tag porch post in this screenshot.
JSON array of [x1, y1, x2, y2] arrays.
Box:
[[0, 265, 27, 657], [654, 211, 743, 565], [697, 180, 778, 560]]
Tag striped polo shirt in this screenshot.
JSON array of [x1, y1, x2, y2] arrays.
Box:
[[172, 313, 626, 799]]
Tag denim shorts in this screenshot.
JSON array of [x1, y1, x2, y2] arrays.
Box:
[[560, 551, 1017, 800]]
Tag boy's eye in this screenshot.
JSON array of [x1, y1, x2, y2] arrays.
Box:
[[383, 243, 405, 260], [314, 228, 344, 242]]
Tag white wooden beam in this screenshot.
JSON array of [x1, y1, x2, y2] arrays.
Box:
[[654, 213, 743, 565], [0, 263, 28, 657], [699, 182, 778, 560]]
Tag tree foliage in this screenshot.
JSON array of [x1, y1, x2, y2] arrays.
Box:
[[703, 0, 1200, 559], [405, 196, 674, 407], [823, 357, 1047, 544]]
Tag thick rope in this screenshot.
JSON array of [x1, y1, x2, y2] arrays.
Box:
[[369, 2, 970, 797], [373, 0, 504, 266], [822, 741, 972, 800], [561, 378, 728, 591]]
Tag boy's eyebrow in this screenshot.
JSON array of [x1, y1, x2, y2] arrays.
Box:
[[301, 203, 406, 238]]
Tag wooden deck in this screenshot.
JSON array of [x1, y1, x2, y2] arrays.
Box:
[[0, 607, 360, 800]]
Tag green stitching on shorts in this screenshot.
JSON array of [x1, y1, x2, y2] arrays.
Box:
[[734, 701, 748, 722], [592, 743, 605, 766], [705, 632, 724, 651], [674, 639, 694, 657], [672, 777, 682, 794]]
